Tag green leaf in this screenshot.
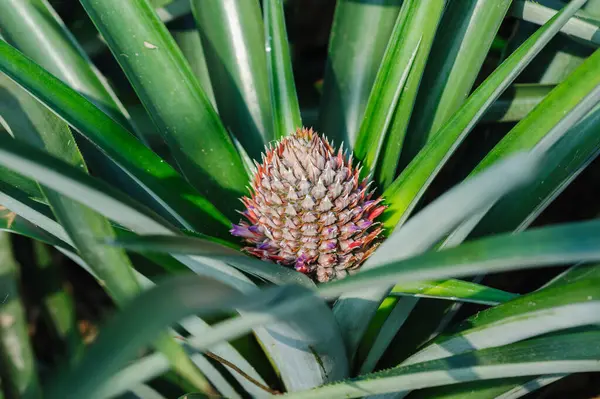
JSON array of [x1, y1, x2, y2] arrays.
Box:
[[0, 182, 70, 245], [511, 0, 600, 46], [358, 296, 420, 375], [403, 278, 600, 368], [264, 0, 302, 139], [410, 267, 600, 399], [390, 272, 600, 398], [475, 101, 600, 236], [388, 52, 600, 389], [0, 165, 43, 205], [0, 140, 261, 291], [0, 138, 177, 236], [318, 0, 402, 147], [381, 0, 587, 231], [98, 275, 272, 398], [542, 262, 600, 289], [43, 216, 600, 398], [320, 219, 600, 298], [373, 0, 447, 189], [0, 204, 66, 248], [354, 0, 446, 187], [176, 320, 272, 398], [0, 139, 307, 292], [0, 40, 232, 237], [333, 152, 544, 357], [106, 234, 315, 288], [0, 232, 42, 399], [79, 0, 249, 220], [390, 279, 518, 305], [283, 330, 600, 399], [401, 0, 513, 167], [473, 50, 600, 175], [407, 375, 563, 399], [191, 0, 273, 157], [0, 0, 168, 216], [481, 84, 555, 123]]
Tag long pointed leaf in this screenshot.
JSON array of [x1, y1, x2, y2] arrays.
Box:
[[284, 331, 600, 399], [264, 0, 302, 139], [0, 0, 138, 134], [106, 235, 314, 288], [320, 219, 600, 298], [354, 0, 445, 184], [318, 0, 402, 146], [373, 0, 447, 188], [472, 48, 600, 173]]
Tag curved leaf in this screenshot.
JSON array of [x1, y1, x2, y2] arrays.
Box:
[[390, 280, 518, 306], [106, 234, 314, 288], [320, 219, 600, 297], [42, 279, 323, 398], [0, 138, 176, 235], [283, 331, 600, 399], [402, 278, 600, 367]]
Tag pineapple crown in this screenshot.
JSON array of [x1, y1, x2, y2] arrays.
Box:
[[231, 127, 386, 282]]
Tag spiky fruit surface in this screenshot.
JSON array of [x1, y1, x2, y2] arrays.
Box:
[[231, 128, 386, 282]]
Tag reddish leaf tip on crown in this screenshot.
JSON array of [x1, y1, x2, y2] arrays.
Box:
[[231, 127, 386, 282]]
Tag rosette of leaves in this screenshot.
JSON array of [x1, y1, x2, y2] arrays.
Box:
[[1, 0, 600, 398]]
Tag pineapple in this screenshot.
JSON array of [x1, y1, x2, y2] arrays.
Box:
[[231, 128, 386, 282]]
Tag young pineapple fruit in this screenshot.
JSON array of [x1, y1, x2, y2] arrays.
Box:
[[231, 128, 386, 282]]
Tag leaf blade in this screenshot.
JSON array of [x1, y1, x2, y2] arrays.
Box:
[[191, 0, 273, 157], [264, 0, 302, 139]]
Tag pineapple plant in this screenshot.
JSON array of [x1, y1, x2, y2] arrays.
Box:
[[0, 0, 600, 398]]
